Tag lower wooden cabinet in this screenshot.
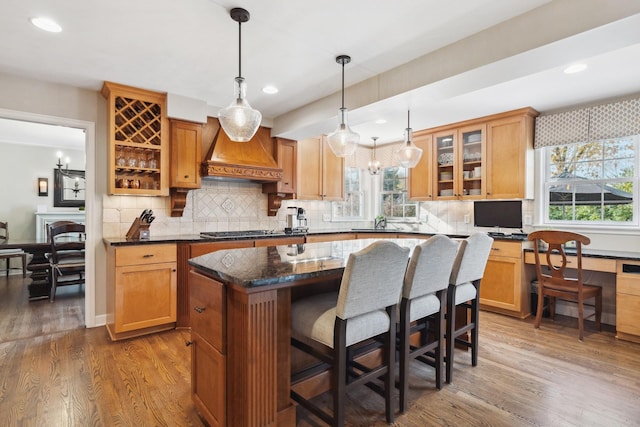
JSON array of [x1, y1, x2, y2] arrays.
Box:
[[480, 240, 529, 319], [106, 243, 177, 340], [616, 260, 640, 343]]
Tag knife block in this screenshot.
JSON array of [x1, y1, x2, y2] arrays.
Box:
[[126, 218, 150, 240]]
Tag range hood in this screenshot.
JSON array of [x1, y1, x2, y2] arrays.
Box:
[[202, 125, 282, 182]]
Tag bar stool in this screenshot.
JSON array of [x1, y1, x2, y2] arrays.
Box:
[[290, 240, 409, 426], [398, 234, 458, 413], [446, 232, 493, 384]]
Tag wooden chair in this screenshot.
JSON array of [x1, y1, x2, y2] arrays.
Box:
[[398, 234, 458, 413], [528, 230, 602, 340], [290, 240, 410, 426], [48, 222, 86, 302], [0, 221, 27, 278], [446, 232, 493, 384]]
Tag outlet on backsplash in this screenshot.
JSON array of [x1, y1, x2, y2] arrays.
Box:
[[322, 214, 331, 222]]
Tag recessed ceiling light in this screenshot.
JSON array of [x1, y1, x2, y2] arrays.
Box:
[[563, 63, 587, 74], [375, 119, 387, 124], [30, 17, 62, 33], [262, 85, 278, 94]]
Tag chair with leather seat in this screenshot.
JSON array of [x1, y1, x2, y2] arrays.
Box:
[[0, 221, 27, 278], [398, 234, 458, 413], [528, 230, 602, 340], [48, 221, 86, 302], [446, 232, 493, 384], [290, 240, 410, 426]]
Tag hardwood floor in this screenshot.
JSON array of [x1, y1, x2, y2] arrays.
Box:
[[1, 273, 639, 426]]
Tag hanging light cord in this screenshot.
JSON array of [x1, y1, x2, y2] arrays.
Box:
[[237, 19, 242, 78], [340, 60, 345, 109]]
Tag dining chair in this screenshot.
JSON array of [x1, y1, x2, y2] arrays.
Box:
[[446, 232, 493, 384], [0, 221, 27, 278], [290, 240, 410, 426], [48, 221, 86, 302], [528, 230, 602, 340], [398, 234, 458, 413]]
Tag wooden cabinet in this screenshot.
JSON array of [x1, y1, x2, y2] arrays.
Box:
[[480, 240, 529, 319], [297, 135, 344, 201], [190, 270, 226, 427], [486, 109, 537, 199], [408, 132, 434, 201], [305, 233, 355, 243], [616, 260, 640, 343], [263, 137, 297, 195], [106, 243, 177, 340], [434, 124, 486, 200], [170, 119, 202, 188], [102, 82, 169, 196]]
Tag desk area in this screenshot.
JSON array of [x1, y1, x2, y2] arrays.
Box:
[[523, 248, 640, 343]]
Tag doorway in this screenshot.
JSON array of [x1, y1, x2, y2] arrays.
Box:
[[0, 108, 96, 329]]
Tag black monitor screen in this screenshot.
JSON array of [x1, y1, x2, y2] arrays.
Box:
[[473, 200, 522, 229]]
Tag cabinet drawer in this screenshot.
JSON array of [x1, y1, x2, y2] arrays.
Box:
[[190, 270, 225, 352], [115, 244, 176, 266], [617, 275, 640, 297], [489, 241, 522, 259]]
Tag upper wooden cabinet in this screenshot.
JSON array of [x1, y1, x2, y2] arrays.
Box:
[[170, 119, 202, 189], [297, 135, 344, 201], [102, 82, 169, 196], [262, 137, 297, 195], [408, 132, 433, 201], [486, 110, 537, 199]]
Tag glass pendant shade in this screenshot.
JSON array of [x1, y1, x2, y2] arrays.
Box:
[[327, 107, 358, 157], [219, 77, 262, 142], [218, 8, 262, 142], [368, 136, 381, 175], [394, 111, 423, 168]]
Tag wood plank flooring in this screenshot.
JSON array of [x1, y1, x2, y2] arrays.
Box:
[[1, 274, 639, 426]]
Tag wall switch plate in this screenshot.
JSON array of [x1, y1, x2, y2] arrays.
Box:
[[464, 214, 470, 224], [322, 213, 331, 222]]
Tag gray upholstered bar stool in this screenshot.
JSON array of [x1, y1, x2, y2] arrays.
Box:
[[446, 232, 493, 384], [290, 240, 410, 426], [398, 234, 458, 413]]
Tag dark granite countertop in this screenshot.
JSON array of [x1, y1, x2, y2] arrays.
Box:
[[188, 238, 426, 289]]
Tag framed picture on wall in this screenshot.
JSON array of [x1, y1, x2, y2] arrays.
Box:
[[54, 169, 85, 208]]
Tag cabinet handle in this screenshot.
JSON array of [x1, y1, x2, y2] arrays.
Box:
[[143, 254, 154, 258], [184, 175, 189, 178], [491, 248, 500, 251], [185, 341, 193, 346], [194, 306, 206, 313], [284, 182, 289, 185]]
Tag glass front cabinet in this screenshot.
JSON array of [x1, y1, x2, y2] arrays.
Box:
[[434, 124, 486, 200]]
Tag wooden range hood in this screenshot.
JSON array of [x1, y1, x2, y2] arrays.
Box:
[[202, 124, 282, 182]]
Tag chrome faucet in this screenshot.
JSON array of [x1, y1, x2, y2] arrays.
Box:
[[374, 216, 386, 230]]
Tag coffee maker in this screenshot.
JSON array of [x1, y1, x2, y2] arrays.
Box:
[[286, 207, 308, 234]]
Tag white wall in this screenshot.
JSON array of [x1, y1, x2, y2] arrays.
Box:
[[0, 141, 84, 241]]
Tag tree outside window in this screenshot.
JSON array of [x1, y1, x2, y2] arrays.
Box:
[[380, 167, 418, 220]]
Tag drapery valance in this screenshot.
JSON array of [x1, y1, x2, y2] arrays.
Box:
[[534, 97, 640, 148]]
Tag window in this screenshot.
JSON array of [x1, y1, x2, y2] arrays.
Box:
[[542, 136, 638, 225], [332, 167, 364, 219], [380, 167, 418, 220]]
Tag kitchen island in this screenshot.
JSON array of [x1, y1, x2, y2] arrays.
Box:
[[187, 238, 424, 427]]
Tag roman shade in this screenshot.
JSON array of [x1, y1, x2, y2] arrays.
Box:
[[534, 97, 640, 148]]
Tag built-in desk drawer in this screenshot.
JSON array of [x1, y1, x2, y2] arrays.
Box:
[[190, 270, 225, 353], [523, 251, 616, 273], [490, 240, 522, 258]]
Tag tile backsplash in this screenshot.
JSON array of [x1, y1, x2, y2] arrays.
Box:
[[102, 180, 534, 238]]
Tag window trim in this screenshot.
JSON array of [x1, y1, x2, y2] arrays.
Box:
[[379, 167, 419, 222]]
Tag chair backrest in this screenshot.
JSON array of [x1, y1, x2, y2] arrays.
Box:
[[49, 222, 86, 263], [449, 233, 494, 286], [0, 221, 7, 242], [528, 230, 589, 289], [403, 234, 458, 300], [336, 240, 410, 320]]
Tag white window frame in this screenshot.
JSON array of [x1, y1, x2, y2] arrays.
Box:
[[379, 167, 419, 222], [331, 166, 365, 221], [540, 136, 639, 228]]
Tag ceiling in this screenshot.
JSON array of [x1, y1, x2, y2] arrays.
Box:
[[1, 0, 640, 148]]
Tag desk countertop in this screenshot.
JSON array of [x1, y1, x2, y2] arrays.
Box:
[[523, 247, 640, 261]]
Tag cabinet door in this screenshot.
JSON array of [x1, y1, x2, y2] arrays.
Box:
[[434, 130, 457, 199], [192, 333, 226, 427], [486, 115, 532, 199], [277, 138, 297, 194], [170, 120, 202, 188], [114, 261, 177, 332], [480, 255, 521, 313], [321, 135, 345, 201], [408, 133, 433, 201], [458, 124, 486, 199], [297, 136, 323, 200]]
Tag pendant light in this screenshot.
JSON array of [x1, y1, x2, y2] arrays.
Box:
[[218, 7, 262, 142], [327, 55, 359, 157], [368, 137, 382, 175], [393, 110, 423, 168]]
